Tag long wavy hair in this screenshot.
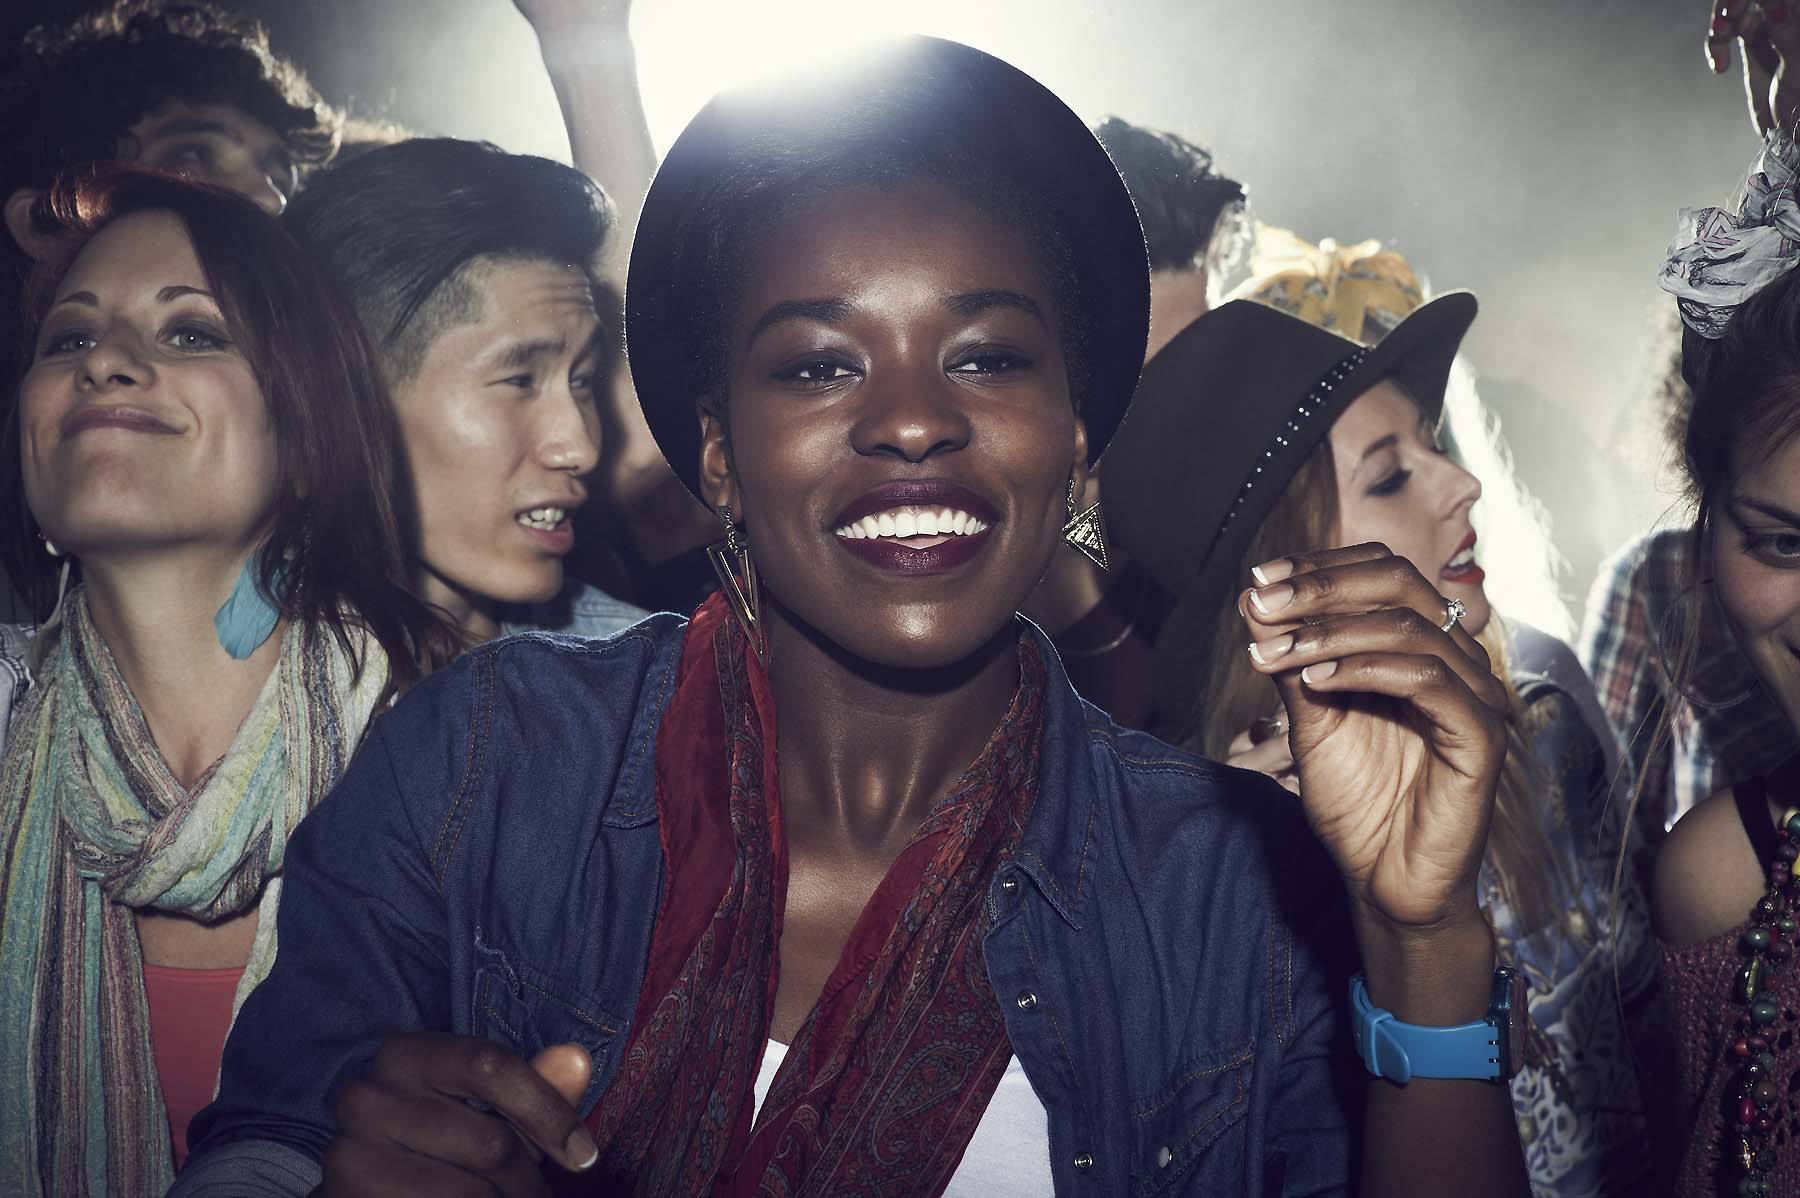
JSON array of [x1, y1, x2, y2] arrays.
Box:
[[1, 169, 458, 688], [1152, 399, 1569, 936]]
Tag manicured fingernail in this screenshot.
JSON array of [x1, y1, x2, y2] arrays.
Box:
[[1301, 661, 1338, 684], [1249, 583, 1293, 616], [566, 1128, 599, 1170], [1248, 634, 1293, 665], [1250, 558, 1293, 586]]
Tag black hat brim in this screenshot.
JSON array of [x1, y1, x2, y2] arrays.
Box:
[[1100, 293, 1478, 740]]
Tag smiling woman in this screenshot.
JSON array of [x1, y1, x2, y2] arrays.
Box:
[[180, 37, 1527, 1198], [1640, 153, 1800, 1189], [0, 170, 451, 1198]]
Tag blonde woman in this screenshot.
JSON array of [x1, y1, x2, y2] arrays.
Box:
[[1105, 293, 1664, 1197]]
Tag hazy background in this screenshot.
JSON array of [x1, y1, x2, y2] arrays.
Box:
[[11, 0, 1755, 625]]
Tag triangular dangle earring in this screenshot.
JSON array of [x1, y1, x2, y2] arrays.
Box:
[[1061, 478, 1110, 571], [706, 505, 768, 666]]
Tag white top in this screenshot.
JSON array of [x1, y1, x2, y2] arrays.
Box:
[[752, 1040, 1053, 1194]]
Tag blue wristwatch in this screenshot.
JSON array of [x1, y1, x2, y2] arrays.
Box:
[[1349, 964, 1526, 1084]]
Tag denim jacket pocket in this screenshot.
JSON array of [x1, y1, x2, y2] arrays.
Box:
[[1128, 1040, 1254, 1195], [472, 928, 631, 1111]]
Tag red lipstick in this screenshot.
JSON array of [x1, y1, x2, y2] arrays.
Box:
[[1441, 529, 1485, 586]]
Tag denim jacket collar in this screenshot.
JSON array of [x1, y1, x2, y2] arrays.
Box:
[[1007, 618, 1099, 931]]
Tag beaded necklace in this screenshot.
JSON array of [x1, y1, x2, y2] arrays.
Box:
[[1727, 803, 1800, 1198]]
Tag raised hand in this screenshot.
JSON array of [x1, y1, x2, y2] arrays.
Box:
[[316, 1034, 596, 1197], [1706, 0, 1800, 135], [1241, 543, 1507, 935]]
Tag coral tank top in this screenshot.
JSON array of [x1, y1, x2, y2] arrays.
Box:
[[141, 963, 244, 1169]]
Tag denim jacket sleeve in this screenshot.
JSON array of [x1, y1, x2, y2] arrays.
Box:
[[1261, 864, 1361, 1196], [179, 660, 481, 1185]]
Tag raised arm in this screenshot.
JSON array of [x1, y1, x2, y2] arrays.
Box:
[[1243, 543, 1530, 1197], [513, 0, 655, 289]]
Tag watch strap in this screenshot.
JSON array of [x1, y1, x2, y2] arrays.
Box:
[[1349, 973, 1505, 1083]]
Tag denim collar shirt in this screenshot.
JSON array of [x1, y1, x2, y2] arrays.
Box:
[[180, 613, 1362, 1196], [499, 579, 650, 640]]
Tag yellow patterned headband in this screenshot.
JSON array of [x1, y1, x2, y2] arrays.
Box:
[[1225, 223, 1425, 346]]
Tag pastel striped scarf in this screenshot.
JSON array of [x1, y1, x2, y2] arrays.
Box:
[[0, 588, 386, 1196]]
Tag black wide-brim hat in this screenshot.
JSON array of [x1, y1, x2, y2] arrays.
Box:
[[624, 36, 1151, 500], [1105, 293, 1478, 612]]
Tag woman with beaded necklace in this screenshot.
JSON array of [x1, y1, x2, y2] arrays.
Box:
[[1646, 124, 1800, 1197]]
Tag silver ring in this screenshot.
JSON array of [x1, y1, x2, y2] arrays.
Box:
[[1439, 596, 1467, 633]]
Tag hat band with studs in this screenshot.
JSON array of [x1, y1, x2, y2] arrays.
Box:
[[1218, 345, 1372, 540]]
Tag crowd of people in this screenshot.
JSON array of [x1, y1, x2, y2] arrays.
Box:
[[1, 1, 1798, 1195]]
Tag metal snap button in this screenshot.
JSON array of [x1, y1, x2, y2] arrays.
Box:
[[1016, 991, 1038, 1011], [1073, 1152, 1094, 1171], [1000, 874, 1019, 893], [1156, 1145, 1173, 1168]]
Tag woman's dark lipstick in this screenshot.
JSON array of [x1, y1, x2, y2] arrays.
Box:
[[831, 480, 999, 575], [831, 480, 998, 528], [61, 404, 181, 438]]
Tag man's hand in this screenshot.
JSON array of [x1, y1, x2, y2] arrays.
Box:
[[315, 1034, 595, 1197]]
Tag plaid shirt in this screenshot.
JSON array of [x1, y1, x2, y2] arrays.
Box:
[[1578, 527, 1795, 847]]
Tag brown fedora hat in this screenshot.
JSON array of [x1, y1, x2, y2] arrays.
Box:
[[1103, 292, 1477, 611]]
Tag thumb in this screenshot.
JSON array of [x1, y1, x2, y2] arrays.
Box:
[[529, 1042, 593, 1108]]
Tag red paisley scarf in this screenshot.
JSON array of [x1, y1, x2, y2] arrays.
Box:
[[582, 595, 1045, 1196]]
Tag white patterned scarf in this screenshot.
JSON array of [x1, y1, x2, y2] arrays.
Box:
[[0, 588, 386, 1196], [1660, 127, 1800, 338]]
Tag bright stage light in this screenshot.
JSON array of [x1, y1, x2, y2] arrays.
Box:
[[632, 0, 990, 154]]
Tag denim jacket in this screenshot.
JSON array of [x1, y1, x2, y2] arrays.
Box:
[[181, 614, 1362, 1196]]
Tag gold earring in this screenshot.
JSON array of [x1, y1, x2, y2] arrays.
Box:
[[1061, 477, 1109, 571], [706, 505, 768, 666]]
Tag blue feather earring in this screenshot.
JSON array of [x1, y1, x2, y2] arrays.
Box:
[[213, 552, 284, 659]]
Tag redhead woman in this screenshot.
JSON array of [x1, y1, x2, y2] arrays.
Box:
[[180, 39, 1527, 1196], [0, 171, 451, 1195], [1103, 294, 1664, 1197]]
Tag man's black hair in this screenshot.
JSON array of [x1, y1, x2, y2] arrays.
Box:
[[284, 137, 614, 381], [1092, 117, 1245, 273]]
